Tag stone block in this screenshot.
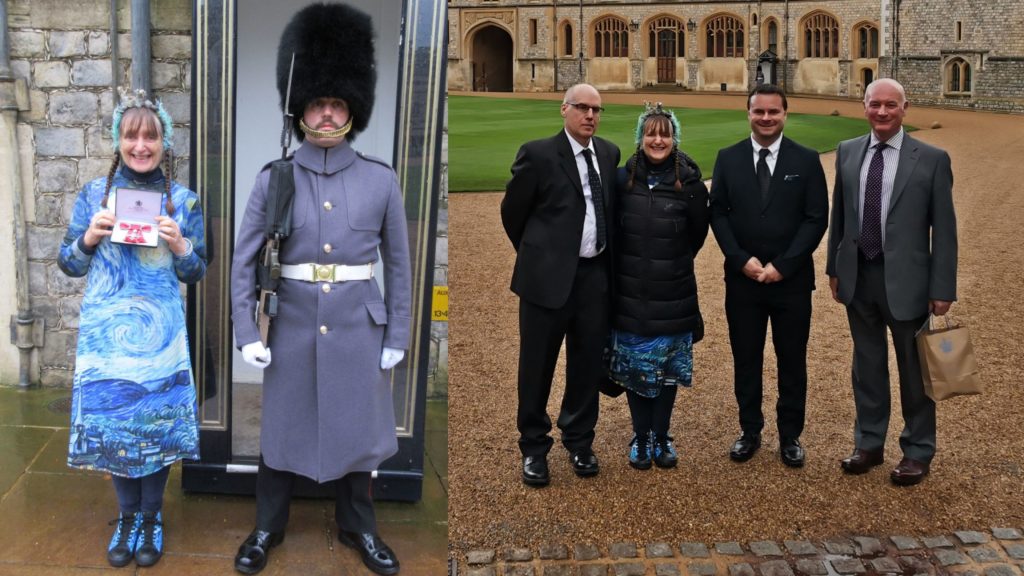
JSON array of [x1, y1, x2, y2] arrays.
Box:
[[50, 31, 88, 57], [505, 548, 532, 562], [27, 225, 66, 260], [968, 547, 1003, 563], [59, 297, 81, 329], [852, 537, 883, 556], [749, 541, 783, 557], [41, 367, 73, 387], [610, 542, 637, 559], [688, 562, 717, 576], [150, 0, 192, 31], [728, 564, 755, 576], [99, 90, 115, 120], [612, 563, 645, 576], [1005, 544, 1024, 560], [469, 568, 497, 576], [49, 91, 99, 125], [38, 159, 78, 193], [35, 194, 64, 225], [10, 30, 45, 57], [25, 89, 47, 122], [71, 60, 113, 87], [153, 62, 181, 90], [88, 32, 109, 56], [30, 0, 109, 28], [656, 565, 681, 576], [117, 34, 132, 57], [184, 62, 192, 91], [49, 265, 87, 296], [869, 558, 901, 573], [542, 566, 574, 576], [956, 531, 991, 545], [467, 550, 495, 565], [680, 543, 710, 558], [86, 125, 113, 156], [540, 544, 569, 561], [78, 157, 114, 189], [933, 549, 968, 566], [794, 559, 827, 575], [40, 330, 75, 369], [437, 202, 449, 236], [153, 34, 192, 59], [982, 566, 1018, 576], [574, 544, 600, 561], [716, 543, 744, 556], [504, 566, 535, 576], [760, 560, 794, 576], [172, 126, 190, 157], [784, 540, 818, 556], [433, 266, 448, 285], [647, 543, 675, 558], [829, 559, 865, 574], [35, 61, 71, 88], [580, 566, 607, 576], [823, 540, 855, 555], [36, 127, 86, 156], [435, 235, 449, 266], [29, 295, 59, 332], [157, 91, 190, 122], [922, 536, 954, 549], [890, 536, 922, 551], [994, 529, 1023, 541], [12, 59, 31, 82]]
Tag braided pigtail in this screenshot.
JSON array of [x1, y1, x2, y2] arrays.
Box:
[[163, 152, 175, 216], [100, 154, 120, 209], [673, 149, 683, 192]]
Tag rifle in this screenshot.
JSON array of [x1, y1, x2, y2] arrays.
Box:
[[255, 53, 297, 346]]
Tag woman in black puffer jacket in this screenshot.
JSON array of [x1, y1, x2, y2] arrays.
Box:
[[609, 103, 710, 470]]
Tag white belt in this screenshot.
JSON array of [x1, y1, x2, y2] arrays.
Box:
[[279, 263, 374, 283]]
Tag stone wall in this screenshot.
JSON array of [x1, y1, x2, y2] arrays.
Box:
[[7, 0, 192, 387], [428, 99, 449, 399]]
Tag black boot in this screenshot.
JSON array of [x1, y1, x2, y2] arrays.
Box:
[[106, 512, 141, 567], [234, 529, 284, 575], [339, 531, 400, 575], [134, 511, 164, 567]]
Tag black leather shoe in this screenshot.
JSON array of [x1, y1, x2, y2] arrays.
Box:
[[779, 437, 805, 468], [522, 455, 550, 487], [840, 448, 884, 475], [339, 531, 400, 575], [890, 457, 930, 486], [729, 433, 761, 462], [569, 449, 599, 477], [234, 529, 284, 575]]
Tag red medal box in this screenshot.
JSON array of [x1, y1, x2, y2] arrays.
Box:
[[111, 187, 162, 247]]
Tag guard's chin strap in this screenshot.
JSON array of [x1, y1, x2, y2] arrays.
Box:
[[299, 117, 353, 139]]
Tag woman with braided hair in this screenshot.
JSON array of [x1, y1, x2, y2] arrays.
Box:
[[57, 88, 207, 568], [609, 103, 710, 470]]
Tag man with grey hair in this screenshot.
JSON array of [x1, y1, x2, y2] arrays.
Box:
[[826, 78, 957, 486], [501, 84, 621, 486]]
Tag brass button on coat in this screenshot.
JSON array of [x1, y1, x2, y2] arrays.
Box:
[[323, 201, 333, 211], [323, 243, 332, 253], [319, 325, 328, 334]]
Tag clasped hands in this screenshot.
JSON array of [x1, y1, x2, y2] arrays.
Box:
[[241, 341, 405, 370], [84, 210, 190, 256], [742, 257, 783, 284]]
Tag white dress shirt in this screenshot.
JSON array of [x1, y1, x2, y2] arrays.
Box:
[[566, 128, 603, 258], [750, 133, 782, 176], [858, 128, 904, 246]]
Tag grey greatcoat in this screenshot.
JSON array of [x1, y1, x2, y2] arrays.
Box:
[[230, 139, 412, 483]]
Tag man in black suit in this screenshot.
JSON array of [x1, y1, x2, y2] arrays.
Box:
[[501, 84, 621, 487], [710, 85, 829, 467]]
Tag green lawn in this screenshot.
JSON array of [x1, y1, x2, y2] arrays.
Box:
[[448, 95, 875, 192]]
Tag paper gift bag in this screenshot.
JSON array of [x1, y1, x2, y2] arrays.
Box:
[[915, 315, 982, 401]]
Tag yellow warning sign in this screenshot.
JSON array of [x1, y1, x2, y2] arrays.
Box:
[[432, 286, 448, 321]]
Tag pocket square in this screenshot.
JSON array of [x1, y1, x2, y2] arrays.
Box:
[[783, 174, 801, 181]]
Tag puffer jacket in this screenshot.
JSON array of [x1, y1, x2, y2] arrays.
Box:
[[612, 150, 710, 339]]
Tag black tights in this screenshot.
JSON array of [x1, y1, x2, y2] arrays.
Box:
[[111, 466, 171, 515], [626, 386, 678, 437]]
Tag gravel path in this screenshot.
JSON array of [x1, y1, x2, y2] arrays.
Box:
[[448, 93, 1024, 555]]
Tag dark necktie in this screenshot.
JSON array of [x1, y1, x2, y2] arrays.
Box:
[[860, 143, 887, 260], [581, 149, 606, 252], [757, 148, 771, 203]]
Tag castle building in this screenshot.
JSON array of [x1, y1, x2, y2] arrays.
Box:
[[447, 0, 1024, 112]]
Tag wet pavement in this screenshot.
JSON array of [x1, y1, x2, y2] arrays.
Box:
[[0, 387, 447, 575]]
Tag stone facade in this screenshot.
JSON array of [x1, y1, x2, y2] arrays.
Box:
[[6, 0, 192, 387], [448, 0, 1024, 113], [428, 99, 450, 399]]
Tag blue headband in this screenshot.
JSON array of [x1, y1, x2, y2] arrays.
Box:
[[110, 87, 174, 151], [634, 101, 681, 147]]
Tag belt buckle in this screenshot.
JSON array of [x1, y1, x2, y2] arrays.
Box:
[[315, 264, 335, 282]]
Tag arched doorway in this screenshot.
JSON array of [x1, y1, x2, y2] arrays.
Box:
[[862, 67, 874, 90], [471, 25, 513, 92]]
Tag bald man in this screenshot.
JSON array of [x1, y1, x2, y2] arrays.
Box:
[[501, 84, 621, 486], [826, 78, 957, 486]]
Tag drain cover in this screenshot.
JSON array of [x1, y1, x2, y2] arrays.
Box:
[[47, 396, 72, 414]]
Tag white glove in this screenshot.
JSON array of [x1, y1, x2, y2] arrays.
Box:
[[380, 347, 405, 370], [241, 341, 271, 369]]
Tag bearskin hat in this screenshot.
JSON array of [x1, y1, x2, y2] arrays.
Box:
[[277, 2, 376, 141]]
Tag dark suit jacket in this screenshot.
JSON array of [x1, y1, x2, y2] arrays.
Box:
[[709, 136, 829, 292], [825, 132, 957, 320], [501, 130, 621, 309]]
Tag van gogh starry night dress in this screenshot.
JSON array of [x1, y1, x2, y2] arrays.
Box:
[[58, 167, 207, 478]]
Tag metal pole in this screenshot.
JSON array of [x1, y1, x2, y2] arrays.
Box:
[[111, 0, 118, 102], [130, 0, 151, 94]]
